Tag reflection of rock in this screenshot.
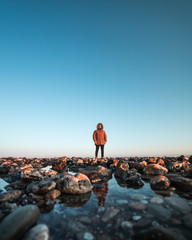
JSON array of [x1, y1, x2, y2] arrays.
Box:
[[143, 164, 168, 175], [60, 191, 91, 207], [150, 175, 170, 190], [56, 173, 92, 194], [93, 182, 108, 207], [0, 205, 40, 240], [80, 166, 112, 183], [126, 175, 144, 189]]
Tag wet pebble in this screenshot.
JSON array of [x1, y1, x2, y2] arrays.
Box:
[[102, 208, 120, 222], [121, 220, 133, 229], [23, 224, 49, 240], [150, 196, 164, 204], [132, 215, 142, 221]]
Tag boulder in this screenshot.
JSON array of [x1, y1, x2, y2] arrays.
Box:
[[52, 160, 68, 173], [56, 173, 92, 194], [21, 168, 59, 181], [167, 175, 192, 192], [150, 175, 170, 190], [115, 162, 129, 178], [143, 164, 168, 175], [0, 205, 40, 240], [27, 180, 56, 194], [0, 190, 22, 202], [97, 166, 112, 178]]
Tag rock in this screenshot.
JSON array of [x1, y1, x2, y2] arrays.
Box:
[[45, 189, 61, 199], [115, 162, 129, 178], [97, 166, 112, 178], [129, 202, 147, 210], [165, 197, 191, 214], [182, 214, 192, 229], [143, 164, 168, 175], [0, 165, 10, 175], [157, 159, 165, 166], [167, 162, 183, 172], [121, 221, 133, 230], [102, 208, 120, 222], [125, 175, 144, 188], [21, 168, 59, 181], [150, 196, 164, 204], [56, 173, 92, 194], [148, 204, 171, 221], [0, 205, 40, 240], [23, 224, 49, 240], [5, 181, 27, 190], [116, 200, 128, 204], [76, 232, 95, 240], [135, 225, 187, 240], [0, 190, 22, 202], [134, 218, 152, 228], [183, 163, 192, 174], [132, 215, 142, 221], [28, 180, 56, 194], [79, 216, 92, 224], [52, 160, 68, 173], [167, 175, 192, 192], [148, 158, 157, 164], [150, 175, 170, 190], [67, 220, 87, 233]]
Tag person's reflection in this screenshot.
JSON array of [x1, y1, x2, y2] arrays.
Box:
[[93, 182, 108, 207]]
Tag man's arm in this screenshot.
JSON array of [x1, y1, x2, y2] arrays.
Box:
[[104, 131, 107, 143], [93, 130, 97, 143]]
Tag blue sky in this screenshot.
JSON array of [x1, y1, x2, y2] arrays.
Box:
[[0, 0, 192, 157]]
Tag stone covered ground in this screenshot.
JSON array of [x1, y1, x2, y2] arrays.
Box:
[[0, 155, 192, 240]]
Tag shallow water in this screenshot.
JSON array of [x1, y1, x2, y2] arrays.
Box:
[[37, 174, 192, 240], [0, 178, 8, 192]]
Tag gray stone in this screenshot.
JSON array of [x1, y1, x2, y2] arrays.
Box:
[[23, 224, 49, 240], [102, 208, 120, 222], [56, 173, 92, 194], [150, 196, 164, 204], [165, 197, 191, 214], [0, 190, 22, 202], [143, 164, 168, 175], [148, 204, 171, 221], [0, 205, 40, 240]]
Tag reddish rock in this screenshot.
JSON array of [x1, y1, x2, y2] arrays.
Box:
[[150, 175, 170, 190], [143, 164, 168, 175]]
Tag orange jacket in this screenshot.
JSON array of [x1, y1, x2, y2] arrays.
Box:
[[93, 123, 107, 145]]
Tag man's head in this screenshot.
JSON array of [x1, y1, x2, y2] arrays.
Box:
[[97, 123, 103, 130]]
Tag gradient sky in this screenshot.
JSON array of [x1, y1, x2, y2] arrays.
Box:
[[0, 0, 192, 158]]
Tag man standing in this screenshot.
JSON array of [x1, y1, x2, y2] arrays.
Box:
[[93, 123, 107, 160]]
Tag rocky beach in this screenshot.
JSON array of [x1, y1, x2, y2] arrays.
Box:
[[0, 155, 192, 240]]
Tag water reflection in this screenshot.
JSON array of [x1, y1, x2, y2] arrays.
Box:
[[59, 192, 91, 207], [93, 182, 108, 207]]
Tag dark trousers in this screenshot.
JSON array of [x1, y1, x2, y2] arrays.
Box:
[[95, 145, 104, 158]]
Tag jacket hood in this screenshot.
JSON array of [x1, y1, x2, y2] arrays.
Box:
[[97, 123, 104, 130]]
